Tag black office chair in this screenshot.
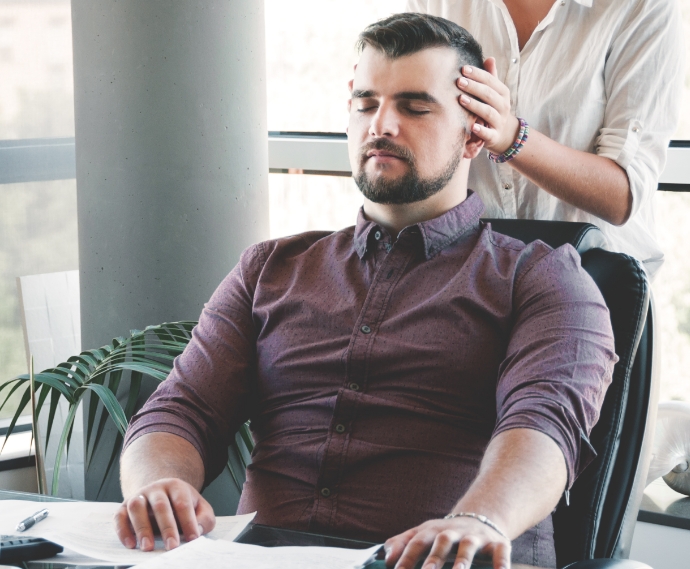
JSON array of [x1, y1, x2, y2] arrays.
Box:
[[223, 219, 656, 569], [486, 219, 656, 569]]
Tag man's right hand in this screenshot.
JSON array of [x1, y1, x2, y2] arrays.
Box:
[[114, 477, 216, 551]]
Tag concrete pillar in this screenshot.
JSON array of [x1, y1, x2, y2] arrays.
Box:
[[71, 0, 268, 501]]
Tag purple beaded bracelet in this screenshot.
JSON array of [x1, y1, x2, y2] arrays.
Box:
[[488, 118, 529, 164]]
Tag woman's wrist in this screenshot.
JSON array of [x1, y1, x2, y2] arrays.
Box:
[[491, 115, 521, 155], [488, 117, 529, 163]]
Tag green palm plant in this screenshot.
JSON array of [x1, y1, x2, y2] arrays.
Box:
[[0, 321, 253, 497]]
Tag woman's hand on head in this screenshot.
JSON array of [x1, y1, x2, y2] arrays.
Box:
[[457, 57, 520, 156]]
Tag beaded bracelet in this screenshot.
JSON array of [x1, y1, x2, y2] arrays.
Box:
[[488, 118, 529, 164], [444, 512, 508, 539]]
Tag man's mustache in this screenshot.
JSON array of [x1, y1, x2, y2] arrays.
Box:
[[359, 139, 415, 165]]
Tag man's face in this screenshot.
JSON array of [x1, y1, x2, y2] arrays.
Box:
[[348, 46, 470, 205]]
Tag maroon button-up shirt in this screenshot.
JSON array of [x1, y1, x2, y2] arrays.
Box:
[[125, 192, 617, 567]]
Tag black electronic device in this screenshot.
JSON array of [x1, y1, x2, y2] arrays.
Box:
[[0, 535, 63, 563]]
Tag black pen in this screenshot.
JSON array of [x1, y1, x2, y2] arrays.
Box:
[[16, 508, 49, 532]]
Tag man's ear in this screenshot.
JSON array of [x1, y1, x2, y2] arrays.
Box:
[[463, 117, 486, 159]]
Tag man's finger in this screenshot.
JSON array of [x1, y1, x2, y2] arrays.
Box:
[[168, 486, 201, 543], [421, 530, 459, 569], [114, 504, 137, 549], [453, 535, 482, 569], [147, 490, 181, 550], [395, 533, 435, 569], [487, 541, 511, 569], [127, 495, 156, 551], [194, 495, 217, 535], [384, 528, 417, 567]]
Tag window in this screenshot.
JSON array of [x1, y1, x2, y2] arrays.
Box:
[[0, 0, 77, 418], [265, 0, 407, 133], [676, 1, 690, 139]]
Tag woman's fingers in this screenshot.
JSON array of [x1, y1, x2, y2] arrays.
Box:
[[455, 59, 520, 154], [483, 57, 499, 78], [462, 64, 509, 97], [459, 92, 503, 127], [458, 77, 508, 116]]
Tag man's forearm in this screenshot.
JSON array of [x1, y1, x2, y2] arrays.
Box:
[[452, 428, 567, 539], [120, 432, 206, 498]]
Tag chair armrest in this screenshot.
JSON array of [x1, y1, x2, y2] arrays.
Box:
[[563, 559, 652, 569]]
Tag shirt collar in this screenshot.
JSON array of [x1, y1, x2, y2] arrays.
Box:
[[353, 190, 485, 260]]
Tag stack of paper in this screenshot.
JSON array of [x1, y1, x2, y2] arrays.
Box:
[[0, 500, 255, 565], [129, 537, 381, 569]]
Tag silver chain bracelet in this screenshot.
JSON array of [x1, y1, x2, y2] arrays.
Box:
[[443, 512, 508, 539]]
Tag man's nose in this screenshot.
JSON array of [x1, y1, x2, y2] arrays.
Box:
[[368, 104, 399, 138]]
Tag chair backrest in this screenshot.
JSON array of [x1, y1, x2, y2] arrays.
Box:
[[486, 220, 654, 567]]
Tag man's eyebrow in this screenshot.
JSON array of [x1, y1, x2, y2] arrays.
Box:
[[394, 91, 438, 104], [352, 89, 377, 99], [351, 90, 438, 104]]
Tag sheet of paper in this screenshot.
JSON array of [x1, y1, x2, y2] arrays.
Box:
[[0, 500, 255, 564], [130, 536, 382, 569]]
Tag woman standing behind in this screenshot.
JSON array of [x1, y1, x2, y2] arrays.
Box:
[[406, 0, 684, 277]]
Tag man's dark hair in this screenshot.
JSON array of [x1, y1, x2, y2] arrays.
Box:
[[357, 12, 483, 70]]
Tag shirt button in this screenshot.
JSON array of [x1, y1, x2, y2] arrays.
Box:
[[384, 243, 392, 252], [632, 127, 640, 133], [335, 424, 346, 433], [374, 231, 382, 240], [361, 325, 372, 334], [349, 382, 360, 391], [320, 487, 331, 497], [511, 58, 518, 64], [504, 183, 512, 190]]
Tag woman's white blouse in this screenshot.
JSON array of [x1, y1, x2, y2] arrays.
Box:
[[406, 0, 684, 277]]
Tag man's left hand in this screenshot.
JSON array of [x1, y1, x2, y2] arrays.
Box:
[[384, 516, 511, 569]]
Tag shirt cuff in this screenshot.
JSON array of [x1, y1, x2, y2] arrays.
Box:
[[123, 410, 226, 488], [492, 399, 597, 489], [596, 121, 643, 172]]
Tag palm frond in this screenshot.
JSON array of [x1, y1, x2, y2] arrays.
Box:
[[0, 321, 197, 495]]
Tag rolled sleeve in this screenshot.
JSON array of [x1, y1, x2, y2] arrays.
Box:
[[595, 0, 684, 219], [493, 244, 618, 487], [123, 243, 265, 487]]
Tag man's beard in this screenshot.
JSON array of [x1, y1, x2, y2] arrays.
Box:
[[354, 136, 465, 205]]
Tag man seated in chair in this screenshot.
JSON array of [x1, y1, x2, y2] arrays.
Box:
[[116, 13, 617, 569]]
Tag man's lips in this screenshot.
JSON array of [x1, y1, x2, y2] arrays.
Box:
[[366, 150, 404, 160]]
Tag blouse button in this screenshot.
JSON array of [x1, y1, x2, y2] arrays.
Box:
[[361, 325, 372, 334], [320, 488, 331, 497], [349, 382, 360, 391], [374, 231, 382, 240], [335, 424, 346, 434], [511, 58, 518, 64]]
